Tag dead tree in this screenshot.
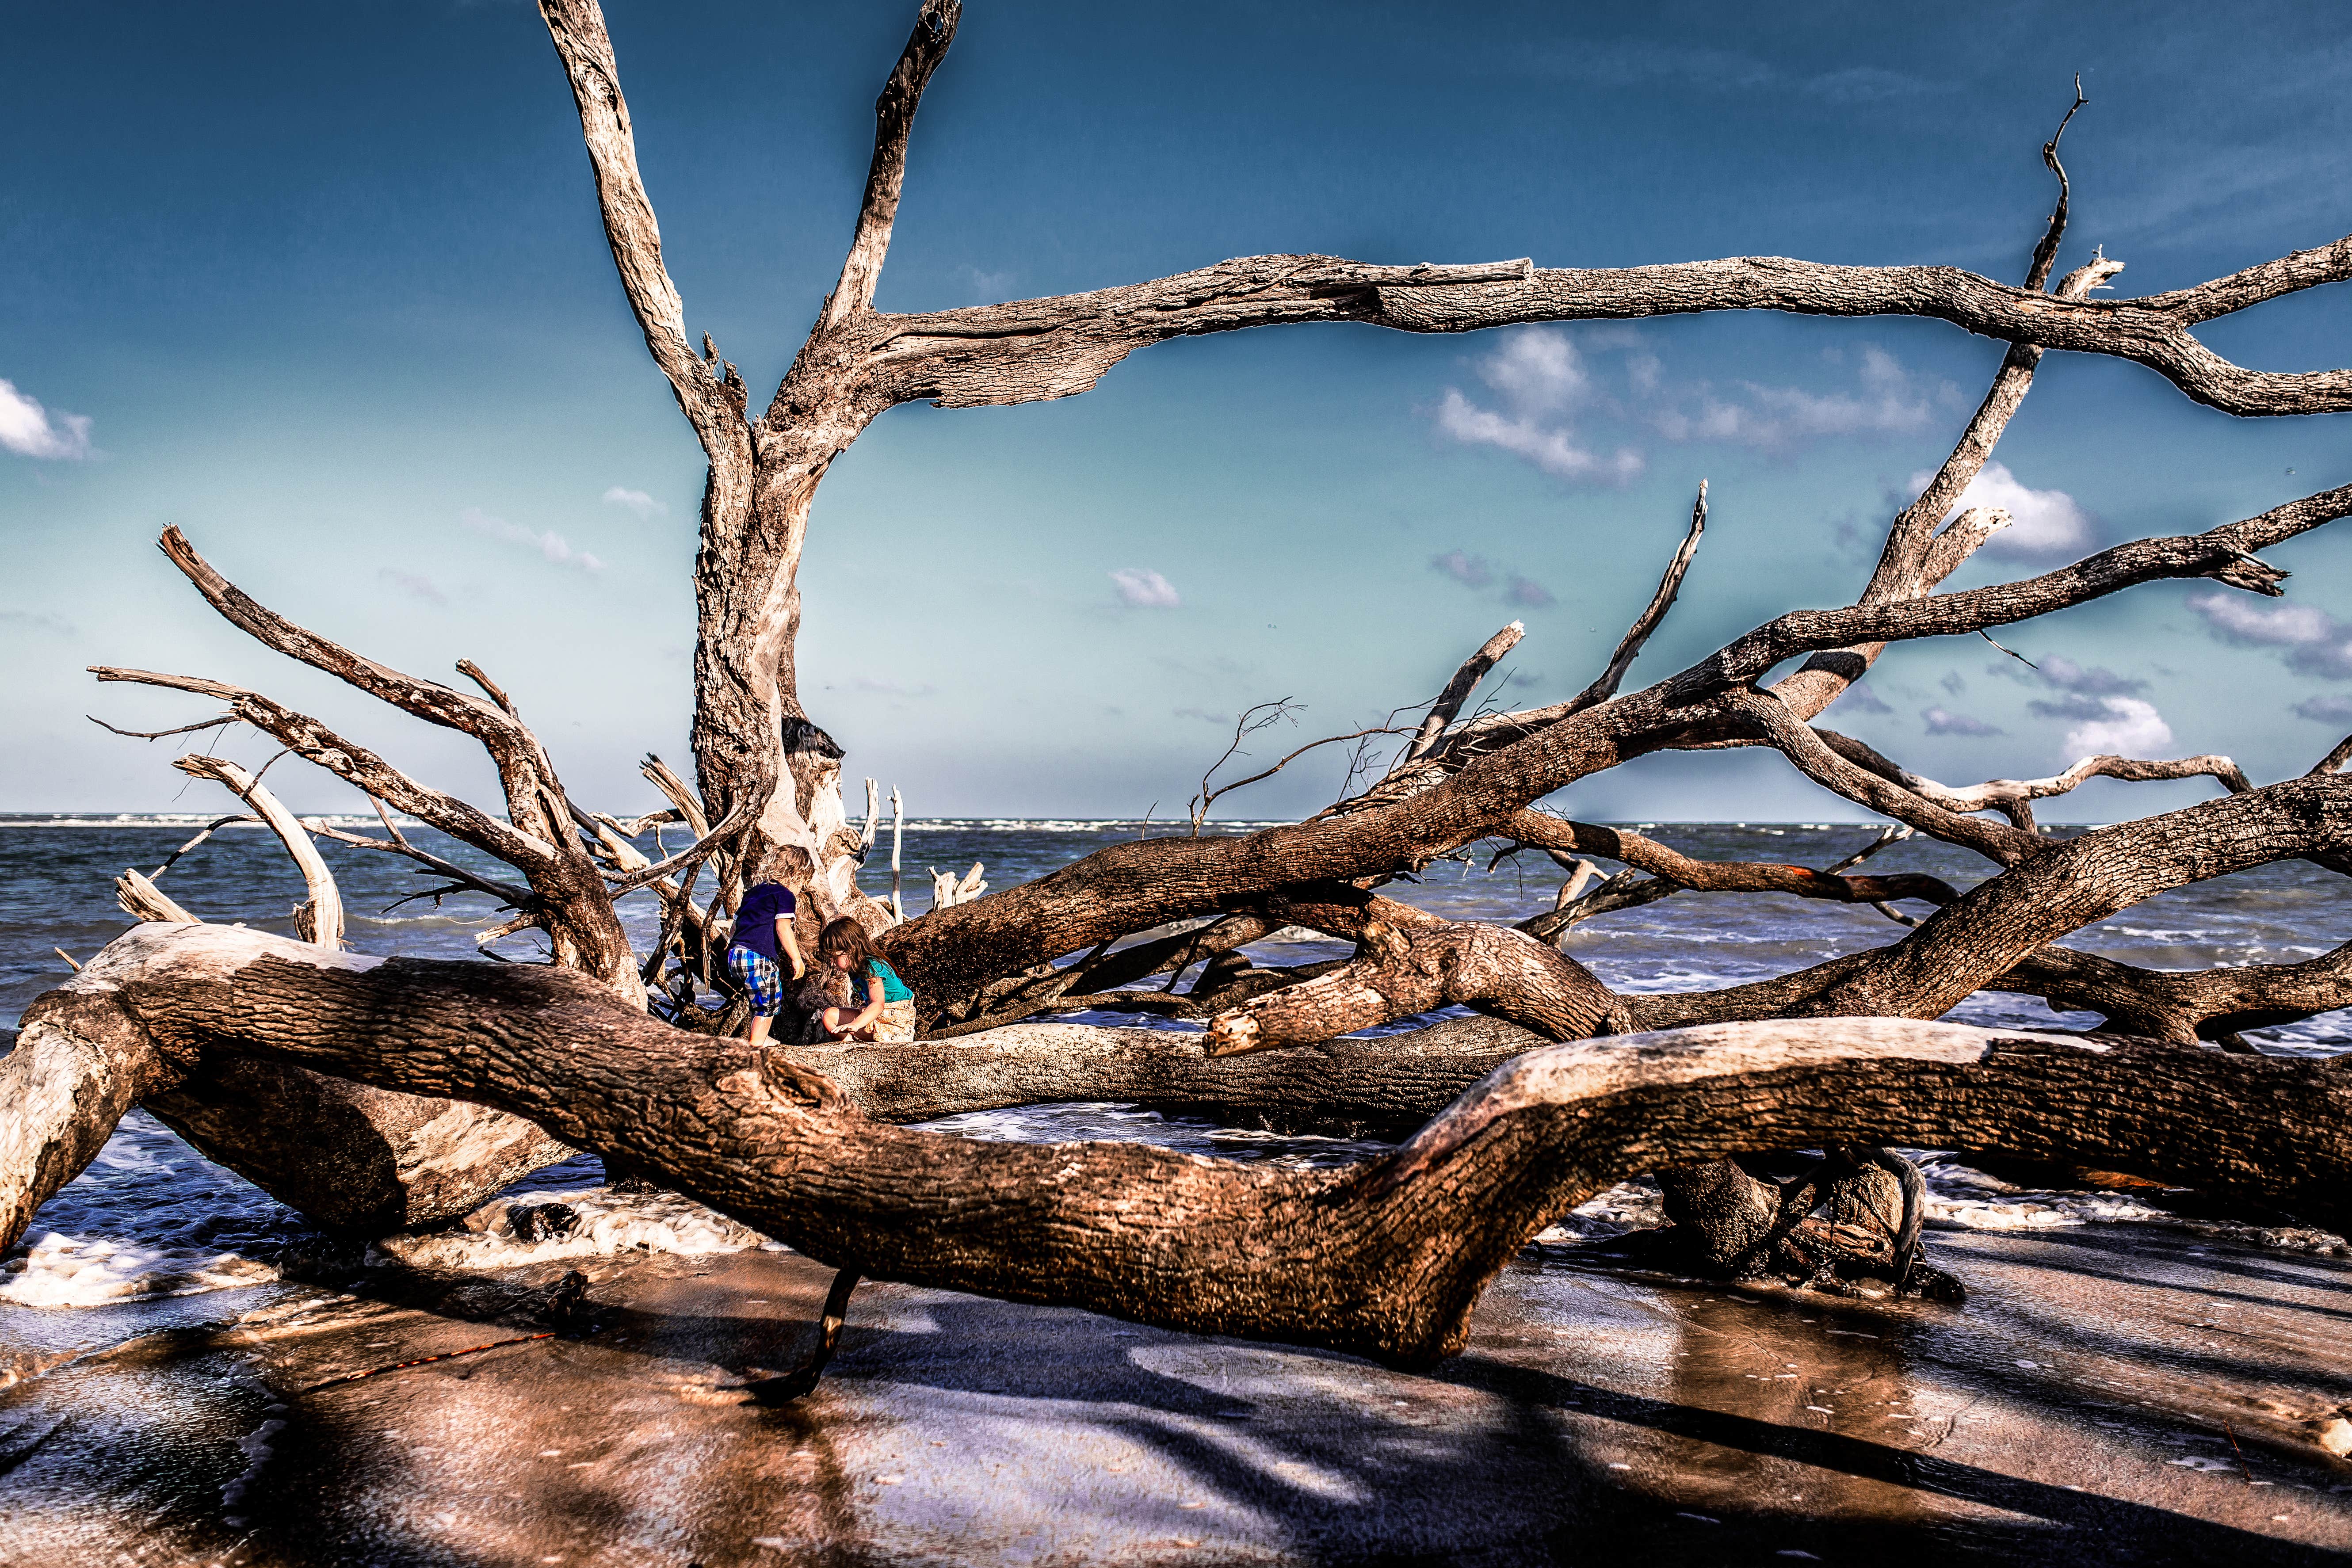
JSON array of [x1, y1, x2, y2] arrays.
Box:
[[15, 1, 2352, 1358]]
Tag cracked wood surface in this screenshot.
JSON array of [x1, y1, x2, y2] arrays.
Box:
[[18, 924, 2352, 1368]]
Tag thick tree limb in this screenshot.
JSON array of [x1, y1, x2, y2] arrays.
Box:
[[858, 246, 2352, 419], [1205, 889, 1620, 1054], [1992, 941, 2352, 1046], [23, 925, 2352, 1369], [535, 0, 748, 453]]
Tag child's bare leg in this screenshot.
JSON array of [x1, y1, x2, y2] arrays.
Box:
[[820, 1005, 845, 1036], [745, 1011, 774, 1049]]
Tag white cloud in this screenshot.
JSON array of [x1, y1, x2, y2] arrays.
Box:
[[1922, 706, 2001, 736], [1435, 330, 1952, 484], [1435, 387, 1645, 484], [1662, 346, 1945, 451], [1907, 461, 2092, 557], [0, 378, 93, 460], [461, 507, 604, 573], [2185, 591, 2352, 679], [1477, 328, 1592, 414], [2060, 695, 2173, 757], [602, 486, 665, 520], [1109, 567, 1180, 609]]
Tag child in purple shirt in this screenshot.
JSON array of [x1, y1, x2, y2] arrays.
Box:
[[725, 878, 807, 1049]]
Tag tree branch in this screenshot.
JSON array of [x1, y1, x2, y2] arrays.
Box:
[[173, 755, 346, 948], [534, 0, 745, 447], [1401, 621, 1525, 764], [815, 0, 961, 332], [859, 245, 2352, 418]]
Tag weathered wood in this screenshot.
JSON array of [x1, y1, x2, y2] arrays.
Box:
[[22, 924, 2352, 1369]]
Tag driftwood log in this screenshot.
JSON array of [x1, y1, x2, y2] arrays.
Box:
[[14, 925, 2352, 1367], [15, 0, 2352, 1366]]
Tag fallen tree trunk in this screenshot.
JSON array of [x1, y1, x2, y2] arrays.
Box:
[[3, 931, 576, 1247], [15, 923, 2349, 1369]]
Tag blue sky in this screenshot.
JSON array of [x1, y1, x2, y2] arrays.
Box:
[[4, 1, 2349, 823]]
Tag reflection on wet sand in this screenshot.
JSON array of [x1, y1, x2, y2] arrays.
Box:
[[3, 1225, 2347, 1565]]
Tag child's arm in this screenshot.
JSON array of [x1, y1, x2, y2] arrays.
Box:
[[776, 915, 806, 979], [846, 974, 886, 1034]]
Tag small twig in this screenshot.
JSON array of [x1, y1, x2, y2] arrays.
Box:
[[1820, 824, 1915, 877], [1188, 698, 1302, 834], [2025, 75, 2089, 293], [2221, 1419, 2255, 1484], [53, 947, 81, 972], [1978, 629, 2039, 670], [86, 712, 239, 741], [300, 1332, 555, 1393], [1193, 718, 1413, 832]]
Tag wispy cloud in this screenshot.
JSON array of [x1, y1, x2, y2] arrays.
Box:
[[377, 567, 446, 607], [1905, 460, 2094, 558], [0, 377, 93, 460], [1431, 549, 1555, 608], [0, 607, 76, 636], [1939, 670, 1966, 696], [602, 486, 666, 521], [2033, 654, 2146, 697], [2185, 591, 2352, 679], [1922, 706, 2001, 736], [1433, 328, 1954, 486], [2295, 694, 2352, 724], [1841, 681, 1893, 715], [461, 507, 604, 573], [1655, 345, 1951, 452], [1110, 567, 1180, 609], [848, 674, 937, 697], [1528, 40, 1949, 104], [1434, 389, 1646, 484], [958, 263, 1018, 301], [1431, 550, 1493, 589]]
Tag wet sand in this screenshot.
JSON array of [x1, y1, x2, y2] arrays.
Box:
[[3, 1225, 2348, 1566]]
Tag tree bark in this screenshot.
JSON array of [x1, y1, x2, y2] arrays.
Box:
[[18, 923, 2351, 1369]]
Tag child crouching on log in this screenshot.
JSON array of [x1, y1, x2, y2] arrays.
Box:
[[816, 916, 916, 1043], [725, 866, 806, 1050]]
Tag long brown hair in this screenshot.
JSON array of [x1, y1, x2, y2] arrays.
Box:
[[816, 916, 884, 975]]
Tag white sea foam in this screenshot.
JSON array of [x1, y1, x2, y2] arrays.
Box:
[[378, 1184, 769, 1269], [0, 1232, 279, 1308]]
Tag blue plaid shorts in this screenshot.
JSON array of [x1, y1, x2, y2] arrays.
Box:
[[725, 944, 786, 1017]]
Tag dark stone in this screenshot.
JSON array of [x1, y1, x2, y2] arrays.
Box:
[[509, 1202, 580, 1244]]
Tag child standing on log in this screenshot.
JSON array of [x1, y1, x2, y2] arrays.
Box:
[[725, 868, 807, 1049], [816, 916, 916, 1043]]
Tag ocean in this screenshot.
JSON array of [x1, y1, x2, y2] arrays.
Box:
[[4, 815, 2347, 1314]]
